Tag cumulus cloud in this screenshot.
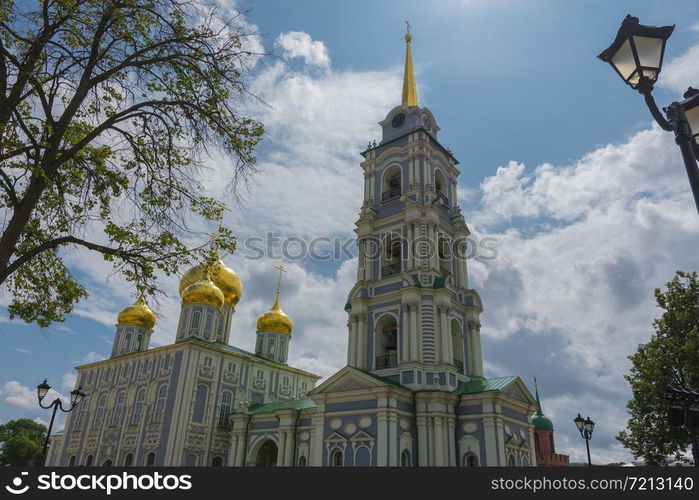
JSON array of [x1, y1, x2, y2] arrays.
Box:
[[276, 31, 330, 67], [659, 27, 699, 93]]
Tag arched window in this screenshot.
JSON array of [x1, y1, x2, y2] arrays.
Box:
[[255, 440, 278, 467], [204, 313, 213, 338], [521, 455, 530, 467], [212, 456, 224, 467], [102, 459, 112, 467], [256, 370, 264, 380], [68, 456, 76, 466], [375, 314, 398, 369], [134, 334, 143, 351], [93, 393, 107, 428], [85, 454, 94, 466], [330, 449, 343, 467], [154, 383, 168, 421], [146, 452, 156, 466], [435, 169, 448, 204], [218, 390, 233, 428], [400, 449, 411, 466], [279, 339, 286, 358], [216, 316, 224, 340], [508, 454, 517, 467], [204, 357, 212, 367], [381, 165, 402, 202], [438, 234, 451, 274], [110, 390, 126, 426], [298, 455, 307, 467], [451, 319, 465, 373], [382, 233, 402, 277], [122, 330, 132, 352], [463, 453, 479, 467], [124, 453, 133, 467], [190, 311, 201, 330], [132, 387, 146, 424], [192, 384, 208, 423]]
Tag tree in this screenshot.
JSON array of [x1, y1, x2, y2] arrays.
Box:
[[617, 271, 699, 466], [0, 0, 264, 326], [0, 418, 47, 466]]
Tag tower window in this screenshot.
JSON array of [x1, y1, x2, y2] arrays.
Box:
[[190, 311, 201, 330], [267, 337, 275, 356], [154, 383, 168, 421], [218, 390, 233, 428], [122, 331, 132, 353], [382, 234, 402, 277], [375, 314, 398, 369], [463, 453, 479, 467], [381, 166, 402, 202], [401, 449, 411, 466]]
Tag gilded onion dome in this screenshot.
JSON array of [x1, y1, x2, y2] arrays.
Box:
[[181, 275, 225, 309], [257, 295, 293, 335], [178, 251, 242, 306], [117, 294, 156, 329]]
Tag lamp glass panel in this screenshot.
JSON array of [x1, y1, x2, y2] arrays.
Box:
[[633, 36, 664, 71], [684, 104, 699, 142], [611, 38, 637, 81]]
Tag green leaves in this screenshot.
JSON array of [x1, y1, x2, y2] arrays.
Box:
[[0, 418, 48, 466], [616, 271, 699, 465], [0, 0, 264, 326]]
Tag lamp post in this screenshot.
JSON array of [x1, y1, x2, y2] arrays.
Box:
[[598, 15, 699, 216], [36, 379, 86, 465], [574, 413, 595, 466], [667, 385, 699, 466]]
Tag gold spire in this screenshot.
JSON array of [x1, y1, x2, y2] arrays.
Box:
[[402, 21, 418, 107], [256, 265, 293, 335]]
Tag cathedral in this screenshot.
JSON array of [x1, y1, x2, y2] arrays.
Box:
[[45, 28, 567, 467]]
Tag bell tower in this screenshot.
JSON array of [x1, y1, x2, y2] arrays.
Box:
[[345, 26, 484, 390]]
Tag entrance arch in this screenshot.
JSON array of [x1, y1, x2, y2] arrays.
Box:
[[254, 439, 278, 467]]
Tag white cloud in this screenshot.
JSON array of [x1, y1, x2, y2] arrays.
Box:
[[0, 381, 37, 409], [276, 31, 330, 67], [62, 372, 77, 391], [660, 34, 699, 94], [74, 351, 107, 365], [13, 347, 32, 355]]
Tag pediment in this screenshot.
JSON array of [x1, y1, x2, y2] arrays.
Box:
[[502, 378, 536, 406], [349, 430, 374, 442], [324, 431, 347, 443], [309, 366, 393, 395]]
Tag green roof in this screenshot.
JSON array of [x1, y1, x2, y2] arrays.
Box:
[[433, 276, 448, 289], [532, 414, 554, 431], [188, 339, 321, 379], [454, 376, 518, 395], [248, 398, 317, 415]]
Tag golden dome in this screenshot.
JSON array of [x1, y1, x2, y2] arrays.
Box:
[[181, 276, 225, 309], [256, 295, 293, 335], [179, 253, 242, 306], [117, 294, 156, 329]]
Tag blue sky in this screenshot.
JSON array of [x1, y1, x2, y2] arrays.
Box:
[[2, 0, 699, 465]]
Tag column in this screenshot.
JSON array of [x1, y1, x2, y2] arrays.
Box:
[[429, 223, 438, 270], [407, 223, 414, 269], [388, 412, 398, 466], [483, 416, 498, 466], [434, 416, 445, 466], [447, 416, 455, 466], [283, 430, 294, 465], [235, 431, 245, 466], [357, 238, 365, 282], [439, 306, 450, 363], [417, 414, 428, 465], [409, 304, 418, 362], [474, 323, 483, 376], [276, 431, 287, 466], [348, 317, 357, 366], [377, 412, 388, 466], [356, 313, 366, 369], [401, 305, 409, 362], [228, 434, 238, 466]]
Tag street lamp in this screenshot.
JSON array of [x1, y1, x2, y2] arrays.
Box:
[[574, 413, 595, 466], [598, 15, 699, 215], [36, 379, 86, 464]]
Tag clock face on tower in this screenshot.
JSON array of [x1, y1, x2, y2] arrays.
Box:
[[391, 112, 406, 128]]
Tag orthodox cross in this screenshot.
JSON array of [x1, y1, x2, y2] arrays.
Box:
[[405, 20, 411, 34], [274, 264, 287, 298]]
